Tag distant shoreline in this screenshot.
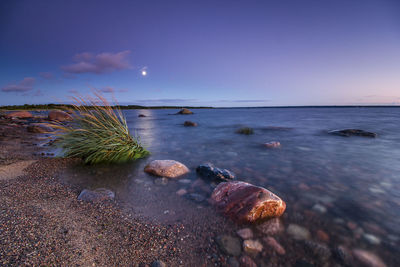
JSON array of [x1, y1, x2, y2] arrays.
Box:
[[1, 104, 400, 110]]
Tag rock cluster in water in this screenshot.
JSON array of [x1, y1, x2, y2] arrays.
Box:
[[176, 108, 193, 115], [196, 163, 235, 182], [183, 120, 197, 127], [144, 160, 190, 178], [77, 188, 115, 203], [210, 181, 286, 223]]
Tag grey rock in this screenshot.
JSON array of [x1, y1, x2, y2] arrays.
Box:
[[216, 235, 241, 256], [196, 163, 235, 182], [287, 224, 310, 240]]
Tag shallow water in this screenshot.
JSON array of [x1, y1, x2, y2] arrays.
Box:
[[61, 107, 400, 266]]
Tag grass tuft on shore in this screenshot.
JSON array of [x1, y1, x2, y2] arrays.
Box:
[[50, 93, 149, 164]]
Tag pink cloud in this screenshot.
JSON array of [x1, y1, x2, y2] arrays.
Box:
[[61, 51, 132, 74], [99, 87, 115, 93], [2, 77, 35, 93]]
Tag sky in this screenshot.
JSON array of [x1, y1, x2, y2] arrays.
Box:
[[0, 0, 399, 107]]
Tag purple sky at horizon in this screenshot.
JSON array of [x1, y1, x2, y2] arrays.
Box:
[[1, 0, 400, 107]]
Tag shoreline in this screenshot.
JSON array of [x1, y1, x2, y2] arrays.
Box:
[[0, 118, 226, 266]]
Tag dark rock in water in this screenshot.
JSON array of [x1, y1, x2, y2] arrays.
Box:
[[186, 193, 206, 203], [27, 123, 53, 133], [176, 108, 193, 115], [183, 120, 197, 127], [236, 127, 254, 135], [329, 129, 377, 138], [78, 188, 115, 202], [151, 260, 166, 267], [196, 163, 235, 182], [216, 235, 241, 256], [48, 110, 72, 122], [210, 181, 286, 223], [138, 114, 146, 117]]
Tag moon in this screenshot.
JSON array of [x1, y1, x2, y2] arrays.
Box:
[[141, 70, 147, 76]]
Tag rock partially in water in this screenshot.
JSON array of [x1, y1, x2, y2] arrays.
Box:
[[287, 224, 311, 240], [176, 108, 193, 115], [243, 239, 263, 255], [183, 121, 197, 127], [236, 127, 254, 135], [27, 123, 53, 133], [77, 188, 115, 203], [263, 236, 285, 255], [196, 163, 235, 182], [328, 129, 377, 138], [236, 228, 253, 240], [210, 181, 286, 223], [215, 235, 241, 256], [144, 160, 189, 178], [257, 218, 284, 236], [138, 114, 146, 117], [239, 255, 257, 267], [48, 110, 73, 122], [352, 249, 387, 267], [263, 141, 281, 148], [6, 111, 33, 119]]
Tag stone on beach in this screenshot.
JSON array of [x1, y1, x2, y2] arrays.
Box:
[[27, 123, 53, 133], [48, 110, 72, 122], [263, 237, 286, 255], [6, 111, 33, 119], [236, 228, 253, 239], [144, 160, 189, 178], [243, 239, 263, 255], [77, 188, 115, 203], [263, 141, 281, 148], [176, 108, 193, 115], [352, 249, 387, 267], [256, 218, 284, 235], [210, 181, 286, 223], [196, 163, 235, 182], [328, 129, 377, 138]]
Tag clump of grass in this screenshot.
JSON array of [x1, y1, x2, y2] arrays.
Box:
[[236, 127, 254, 135], [50, 93, 149, 164]]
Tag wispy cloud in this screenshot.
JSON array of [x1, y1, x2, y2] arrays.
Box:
[[61, 51, 132, 74], [1, 77, 36, 93], [99, 86, 115, 93]]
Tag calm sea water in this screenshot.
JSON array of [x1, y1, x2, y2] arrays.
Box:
[[61, 107, 400, 266]]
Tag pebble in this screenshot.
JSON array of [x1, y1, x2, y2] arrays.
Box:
[[215, 235, 241, 256], [363, 233, 381, 245], [312, 203, 327, 213], [151, 260, 166, 267], [316, 230, 330, 242], [239, 255, 257, 267], [243, 239, 263, 255], [256, 218, 284, 235], [263, 236, 285, 255], [287, 224, 310, 240], [352, 249, 387, 267], [176, 188, 187, 196], [236, 228, 253, 239]]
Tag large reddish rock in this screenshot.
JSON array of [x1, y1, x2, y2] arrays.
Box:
[[144, 160, 189, 178], [210, 181, 286, 223], [48, 110, 72, 121], [6, 111, 33, 119]]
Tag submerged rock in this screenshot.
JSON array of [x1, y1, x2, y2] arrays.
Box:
[[237, 228, 253, 239], [138, 114, 146, 117], [352, 249, 387, 267], [263, 141, 281, 148], [176, 108, 193, 115], [151, 260, 166, 267], [329, 129, 377, 138], [287, 224, 311, 240], [144, 160, 189, 178], [6, 111, 33, 119], [239, 255, 257, 267], [77, 188, 115, 203], [183, 120, 197, 127], [186, 193, 206, 203], [243, 239, 263, 255], [263, 236, 286, 255], [216, 235, 241, 256], [196, 163, 235, 182], [236, 127, 254, 135], [48, 110, 72, 122], [256, 218, 284, 235], [210, 181, 286, 223], [27, 123, 53, 133]]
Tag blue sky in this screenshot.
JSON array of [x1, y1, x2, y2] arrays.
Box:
[[1, 0, 399, 106]]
